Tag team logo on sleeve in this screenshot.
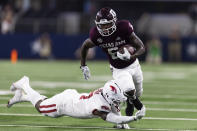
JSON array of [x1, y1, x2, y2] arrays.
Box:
[[97, 38, 103, 43]]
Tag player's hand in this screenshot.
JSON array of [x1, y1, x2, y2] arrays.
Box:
[[80, 65, 91, 80], [135, 106, 146, 120], [117, 48, 131, 61]]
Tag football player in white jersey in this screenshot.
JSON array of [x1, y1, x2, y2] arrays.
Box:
[[7, 76, 145, 129]]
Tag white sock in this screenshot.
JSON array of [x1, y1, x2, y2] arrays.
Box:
[[22, 82, 46, 106]]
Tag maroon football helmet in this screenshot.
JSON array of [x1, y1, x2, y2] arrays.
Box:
[[95, 7, 117, 36]]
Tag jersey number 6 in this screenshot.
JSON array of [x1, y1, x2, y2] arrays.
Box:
[[108, 47, 118, 60]]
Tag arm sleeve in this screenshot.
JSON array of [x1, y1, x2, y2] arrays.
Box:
[[106, 112, 136, 124]]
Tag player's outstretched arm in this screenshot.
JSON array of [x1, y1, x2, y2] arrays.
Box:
[[80, 38, 96, 66], [80, 38, 96, 80], [93, 110, 137, 124], [129, 32, 145, 59]]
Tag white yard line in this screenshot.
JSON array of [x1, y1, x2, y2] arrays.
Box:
[[144, 117, 197, 121], [143, 94, 197, 99], [147, 108, 197, 112], [2, 103, 197, 112], [1, 113, 197, 121], [31, 81, 102, 89], [0, 104, 32, 107], [144, 101, 197, 106], [0, 113, 42, 117], [0, 90, 46, 95], [0, 124, 196, 131]]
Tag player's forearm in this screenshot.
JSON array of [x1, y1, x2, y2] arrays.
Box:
[[129, 33, 145, 58], [132, 38, 145, 58], [133, 45, 145, 58], [80, 44, 88, 66], [105, 112, 136, 124], [80, 39, 95, 66]]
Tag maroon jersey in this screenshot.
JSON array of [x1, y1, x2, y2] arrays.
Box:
[[90, 20, 136, 69]]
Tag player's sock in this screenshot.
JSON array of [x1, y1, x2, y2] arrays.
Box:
[[23, 83, 46, 106], [132, 97, 143, 110], [125, 99, 134, 116]]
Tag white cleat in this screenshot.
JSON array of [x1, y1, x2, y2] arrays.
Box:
[[114, 124, 130, 129], [7, 89, 24, 108], [135, 105, 146, 120], [10, 76, 29, 91]]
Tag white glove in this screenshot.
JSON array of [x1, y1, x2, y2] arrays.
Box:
[[80, 66, 91, 80], [117, 48, 131, 61], [135, 106, 146, 120]]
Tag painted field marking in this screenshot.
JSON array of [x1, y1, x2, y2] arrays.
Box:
[[1, 113, 197, 121], [147, 108, 197, 112], [0, 124, 196, 131], [0, 90, 46, 95], [31, 81, 102, 89], [2, 104, 197, 112], [143, 94, 197, 99], [144, 101, 197, 106]]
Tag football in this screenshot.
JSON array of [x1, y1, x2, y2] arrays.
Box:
[[118, 45, 135, 55]]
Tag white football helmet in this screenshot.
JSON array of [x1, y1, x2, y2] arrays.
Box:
[[102, 80, 127, 106]]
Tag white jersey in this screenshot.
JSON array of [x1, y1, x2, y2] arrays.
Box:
[[56, 88, 111, 118]]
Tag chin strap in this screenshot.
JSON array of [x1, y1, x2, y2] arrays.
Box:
[[101, 91, 111, 106]]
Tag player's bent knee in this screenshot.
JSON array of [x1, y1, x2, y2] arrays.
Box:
[[124, 89, 136, 100]]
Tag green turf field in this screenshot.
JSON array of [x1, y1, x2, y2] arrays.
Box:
[[0, 60, 197, 131]]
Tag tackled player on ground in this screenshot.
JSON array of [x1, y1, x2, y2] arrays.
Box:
[[7, 76, 145, 129]]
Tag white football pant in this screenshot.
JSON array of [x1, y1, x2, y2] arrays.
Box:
[[110, 59, 143, 97]]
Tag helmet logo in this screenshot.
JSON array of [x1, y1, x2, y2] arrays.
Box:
[[110, 85, 117, 94], [110, 9, 116, 18]]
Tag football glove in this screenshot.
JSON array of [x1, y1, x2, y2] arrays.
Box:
[[135, 105, 146, 120], [80, 65, 91, 80], [117, 48, 131, 61]]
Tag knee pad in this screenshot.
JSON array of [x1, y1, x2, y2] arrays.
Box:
[[124, 89, 136, 100]]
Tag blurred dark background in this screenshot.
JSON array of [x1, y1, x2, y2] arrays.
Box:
[[1, 0, 197, 63]]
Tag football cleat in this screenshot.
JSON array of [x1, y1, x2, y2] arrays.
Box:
[[11, 76, 29, 91], [135, 105, 146, 120], [7, 89, 24, 108], [114, 124, 130, 129]]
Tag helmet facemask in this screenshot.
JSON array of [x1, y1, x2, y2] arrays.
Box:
[[95, 8, 117, 36], [102, 81, 127, 107], [95, 19, 117, 36]]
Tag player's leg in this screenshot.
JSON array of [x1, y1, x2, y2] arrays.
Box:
[[112, 71, 137, 116], [10, 76, 47, 106], [7, 88, 29, 108], [8, 76, 61, 118], [132, 65, 143, 98], [35, 97, 59, 118], [35, 89, 79, 118], [113, 70, 145, 116], [132, 65, 145, 110], [125, 98, 134, 116]]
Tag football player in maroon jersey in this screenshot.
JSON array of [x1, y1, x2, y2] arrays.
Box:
[[80, 7, 145, 129]]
